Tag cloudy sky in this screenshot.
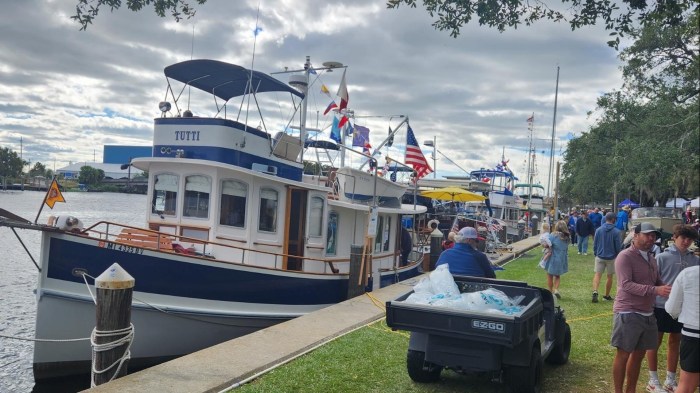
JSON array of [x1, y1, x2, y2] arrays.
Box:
[[0, 0, 625, 190]]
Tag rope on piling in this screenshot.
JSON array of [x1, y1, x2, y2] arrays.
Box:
[[90, 323, 134, 388]]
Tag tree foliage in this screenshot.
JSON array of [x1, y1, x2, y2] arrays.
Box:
[[558, 8, 699, 207], [72, 0, 207, 30], [28, 162, 48, 177], [560, 91, 699, 206], [0, 148, 26, 178], [78, 166, 105, 185], [620, 12, 699, 103], [386, 0, 698, 48]]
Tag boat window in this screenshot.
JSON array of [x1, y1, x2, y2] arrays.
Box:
[[326, 211, 338, 255], [309, 196, 324, 237], [184, 175, 211, 218], [220, 180, 247, 228], [258, 188, 278, 233], [508, 208, 520, 222], [152, 173, 178, 216], [374, 216, 391, 252]]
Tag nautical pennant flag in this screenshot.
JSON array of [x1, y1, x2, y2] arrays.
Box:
[[45, 178, 66, 209], [352, 125, 370, 147], [336, 68, 348, 111], [323, 101, 338, 115], [405, 125, 433, 180], [320, 84, 331, 97], [527, 114, 534, 123]]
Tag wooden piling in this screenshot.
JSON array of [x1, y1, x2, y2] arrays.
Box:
[[93, 263, 135, 386], [347, 245, 365, 299], [429, 229, 444, 271]]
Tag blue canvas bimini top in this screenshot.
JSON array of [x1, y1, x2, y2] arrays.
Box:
[[164, 59, 304, 101]]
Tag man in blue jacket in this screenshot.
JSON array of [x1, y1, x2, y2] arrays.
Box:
[[592, 212, 623, 303], [435, 227, 495, 278], [576, 211, 596, 255]]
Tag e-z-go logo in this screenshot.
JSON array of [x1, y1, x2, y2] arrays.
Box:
[[471, 319, 506, 333]]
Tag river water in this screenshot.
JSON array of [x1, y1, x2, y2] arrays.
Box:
[[0, 191, 146, 392]]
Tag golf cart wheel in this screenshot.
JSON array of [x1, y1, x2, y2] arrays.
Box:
[[546, 322, 571, 365], [406, 350, 442, 383], [506, 345, 543, 393]]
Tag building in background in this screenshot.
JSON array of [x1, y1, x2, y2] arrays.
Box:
[[56, 145, 151, 179]]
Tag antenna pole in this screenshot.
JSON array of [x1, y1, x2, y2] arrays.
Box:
[[299, 56, 310, 148]]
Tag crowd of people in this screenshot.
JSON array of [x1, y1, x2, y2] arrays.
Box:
[[430, 202, 699, 393]]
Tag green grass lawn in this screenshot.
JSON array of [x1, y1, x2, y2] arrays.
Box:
[[234, 242, 672, 392]]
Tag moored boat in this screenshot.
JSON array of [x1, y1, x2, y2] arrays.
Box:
[[1, 57, 426, 381]]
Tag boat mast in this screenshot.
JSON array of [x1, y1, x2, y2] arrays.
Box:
[[527, 114, 534, 204], [547, 66, 560, 199]]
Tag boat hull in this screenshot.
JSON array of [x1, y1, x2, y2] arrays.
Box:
[[32, 231, 421, 380]]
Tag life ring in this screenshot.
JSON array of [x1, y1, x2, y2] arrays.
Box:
[[428, 219, 440, 230]]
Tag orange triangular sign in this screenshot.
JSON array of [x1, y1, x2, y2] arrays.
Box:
[[45, 179, 66, 209]]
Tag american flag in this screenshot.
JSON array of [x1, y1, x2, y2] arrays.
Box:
[[405, 125, 433, 179], [488, 219, 503, 232], [451, 217, 460, 233]]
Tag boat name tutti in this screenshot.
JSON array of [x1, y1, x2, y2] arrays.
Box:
[[174, 130, 201, 141]]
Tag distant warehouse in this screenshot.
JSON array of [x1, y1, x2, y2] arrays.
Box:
[[57, 145, 152, 179]]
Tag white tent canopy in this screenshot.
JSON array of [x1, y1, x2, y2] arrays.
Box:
[[691, 197, 700, 208], [665, 198, 689, 208]]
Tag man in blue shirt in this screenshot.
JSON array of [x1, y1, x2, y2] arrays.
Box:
[[590, 207, 603, 230], [435, 227, 496, 278], [616, 206, 630, 231]]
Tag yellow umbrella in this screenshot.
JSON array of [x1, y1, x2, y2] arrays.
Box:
[[420, 186, 486, 202]]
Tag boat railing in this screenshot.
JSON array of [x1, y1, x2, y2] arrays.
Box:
[[82, 221, 362, 274]]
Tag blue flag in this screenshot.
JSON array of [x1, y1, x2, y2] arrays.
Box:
[[330, 116, 342, 144], [352, 125, 370, 147]]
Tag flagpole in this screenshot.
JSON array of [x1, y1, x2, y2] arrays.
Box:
[[358, 117, 409, 171], [34, 175, 56, 224]]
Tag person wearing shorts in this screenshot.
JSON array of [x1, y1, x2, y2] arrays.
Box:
[[665, 265, 699, 393], [592, 212, 622, 303], [611, 223, 672, 393], [646, 225, 699, 392]]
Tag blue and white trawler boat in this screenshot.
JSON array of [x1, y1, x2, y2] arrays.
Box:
[[2, 58, 425, 380]]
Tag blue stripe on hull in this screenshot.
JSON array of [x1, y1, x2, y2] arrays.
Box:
[[153, 145, 303, 181], [378, 265, 421, 288], [48, 237, 347, 305]]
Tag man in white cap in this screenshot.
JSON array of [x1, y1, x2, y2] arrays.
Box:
[[611, 222, 672, 393], [435, 226, 495, 278]]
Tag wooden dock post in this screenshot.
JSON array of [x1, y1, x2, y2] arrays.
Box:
[[92, 263, 135, 386], [347, 245, 366, 299], [429, 229, 444, 271]]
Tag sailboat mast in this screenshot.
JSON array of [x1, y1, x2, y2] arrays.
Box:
[[547, 66, 560, 199], [527, 114, 534, 201]]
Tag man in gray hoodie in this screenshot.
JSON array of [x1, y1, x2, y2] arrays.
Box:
[[644, 224, 699, 392], [592, 212, 623, 303]]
